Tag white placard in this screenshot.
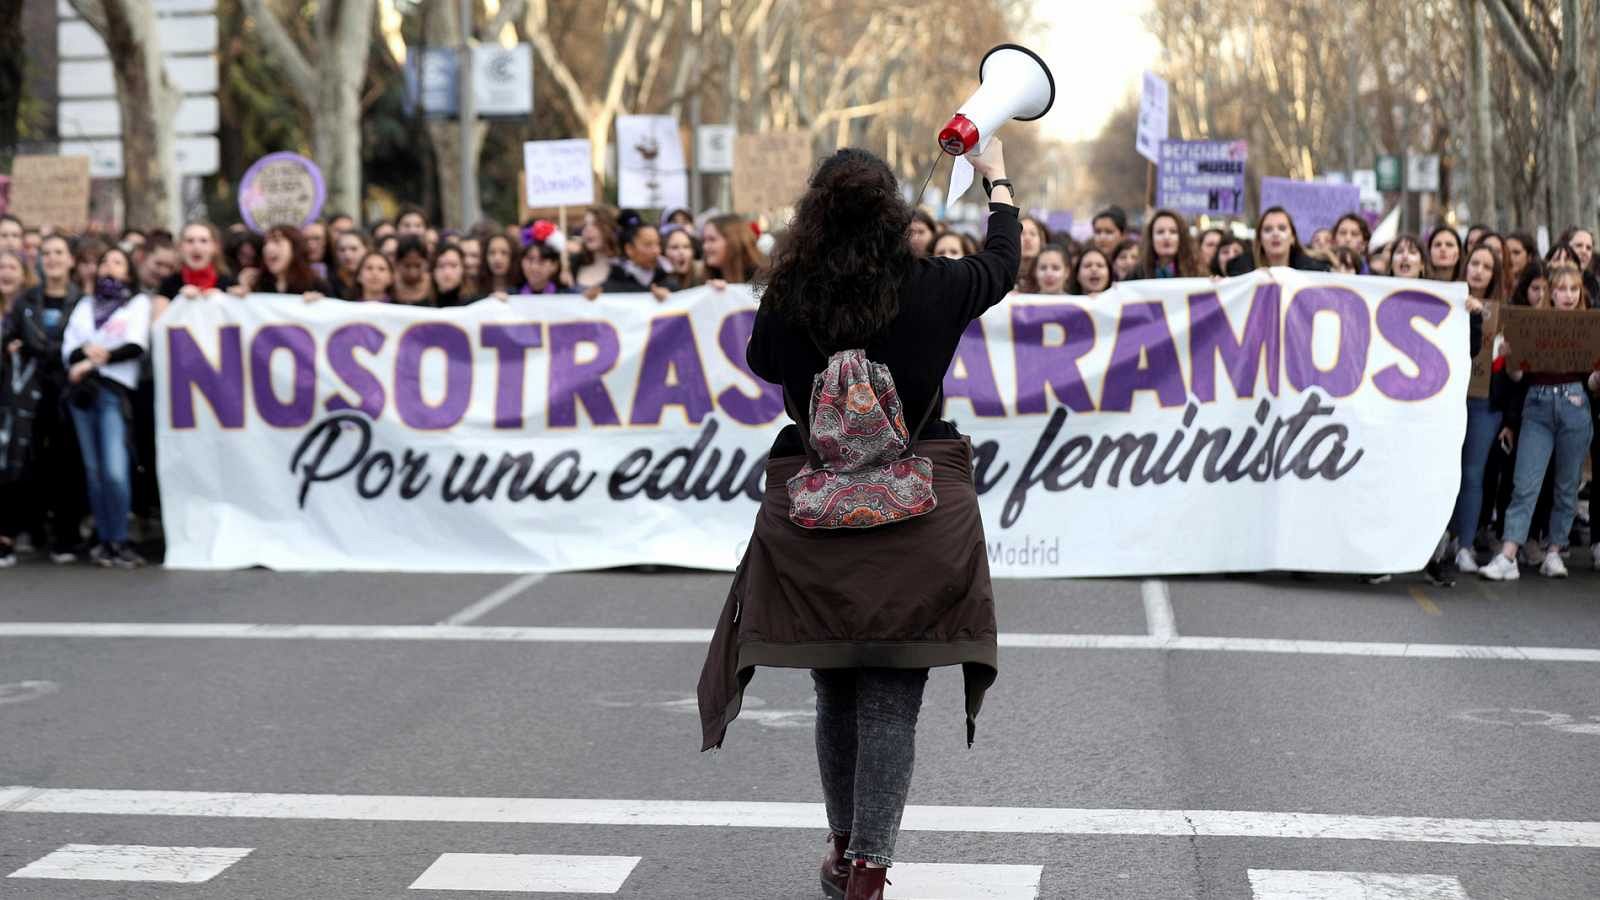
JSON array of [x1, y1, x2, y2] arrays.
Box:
[[58, 15, 217, 59], [522, 139, 595, 208], [59, 55, 219, 99], [1407, 154, 1441, 193], [58, 96, 219, 139], [472, 43, 533, 116], [696, 125, 736, 174], [1135, 71, 1169, 163], [616, 115, 688, 209], [60, 136, 221, 178], [59, 0, 216, 15], [156, 272, 1469, 576]]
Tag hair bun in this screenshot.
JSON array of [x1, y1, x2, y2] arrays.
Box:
[[618, 209, 643, 229]]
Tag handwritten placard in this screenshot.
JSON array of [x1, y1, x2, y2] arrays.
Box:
[[523, 139, 596, 209], [8, 155, 92, 232], [1467, 302, 1499, 398], [733, 131, 813, 214], [1501, 306, 1600, 375], [238, 152, 325, 233]]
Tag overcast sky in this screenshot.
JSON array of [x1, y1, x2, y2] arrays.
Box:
[[1033, 0, 1163, 143]]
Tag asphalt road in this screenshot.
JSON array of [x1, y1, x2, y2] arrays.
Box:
[[1, 563, 1598, 898]]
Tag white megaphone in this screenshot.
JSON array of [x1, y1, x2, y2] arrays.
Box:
[[939, 44, 1055, 207]]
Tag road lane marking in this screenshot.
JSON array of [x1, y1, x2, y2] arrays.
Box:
[[4, 622, 1600, 664], [0, 680, 58, 706], [1248, 868, 1470, 898], [1141, 579, 1177, 639], [6, 844, 252, 883], [1411, 587, 1442, 616], [887, 863, 1043, 899], [4, 788, 1599, 848], [409, 853, 639, 893], [439, 574, 546, 626]]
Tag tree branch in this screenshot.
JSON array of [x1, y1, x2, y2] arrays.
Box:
[[482, 0, 526, 41], [1482, 0, 1551, 84], [240, 0, 318, 103], [64, 0, 109, 35], [524, 0, 594, 121]]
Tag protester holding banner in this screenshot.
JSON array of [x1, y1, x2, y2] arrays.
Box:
[[224, 229, 264, 291], [516, 245, 566, 296], [1448, 245, 1497, 573], [1090, 207, 1127, 255], [1387, 235, 1426, 279], [61, 247, 150, 568], [1136, 209, 1199, 278], [594, 213, 675, 300], [1110, 239, 1140, 281], [303, 221, 329, 280], [350, 251, 395, 303], [702, 214, 765, 287], [1030, 245, 1069, 294], [1333, 214, 1371, 272], [700, 141, 1016, 898], [429, 245, 470, 307], [328, 230, 370, 300], [1426, 226, 1464, 281], [1197, 228, 1224, 272], [573, 207, 621, 290], [388, 237, 433, 305], [4, 234, 86, 562], [1068, 247, 1113, 295], [1481, 263, 1599, 580], [156, 223, 234, 312], [662, 227, 706, 288], [1227, 207, 1329, 275]]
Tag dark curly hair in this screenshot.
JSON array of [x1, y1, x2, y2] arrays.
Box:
[[756, 148, 914, 349]]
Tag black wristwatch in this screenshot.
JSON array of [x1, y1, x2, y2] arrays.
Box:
[[982, 178, 1014, 199]]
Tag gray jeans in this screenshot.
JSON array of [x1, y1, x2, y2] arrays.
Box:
[[812, 667, 929, 867]]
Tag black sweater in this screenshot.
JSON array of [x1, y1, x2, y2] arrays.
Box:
[[748, 203, 1020, 458]]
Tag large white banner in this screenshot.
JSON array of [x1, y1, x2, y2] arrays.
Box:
[[155, 271, 1468, 576]]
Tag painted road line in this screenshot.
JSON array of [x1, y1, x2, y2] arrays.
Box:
[[6, 844, 252, 883], [1411, 587, 1443, 616], [4, 788, 1600, 848], [886, 862, 1043, 899], [5, 622, 1600, 664], [1141, 579, 1177, 639], [409, 853, 639, 893], [439, 574, 547, 626], [1248, 868, 1470, 898]]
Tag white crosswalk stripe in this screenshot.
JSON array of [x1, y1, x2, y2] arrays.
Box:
[[6, 844, 253, 883], [885, 862, 1043, 899], [1248, 868, 1472, 899], [408, 853, 640, 893]]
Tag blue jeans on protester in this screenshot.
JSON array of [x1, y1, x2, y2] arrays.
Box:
[[1451, 397, 1502, 543], [1503, 383, 1593, 547], [69, 383, 131, 545]]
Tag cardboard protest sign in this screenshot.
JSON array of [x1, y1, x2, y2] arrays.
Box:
[[733, 131, 813, 214], [1501, 306, 1600, 376], [1158, 140, 1247, 216], [8, 155, 92, 232], [1467, 302, 1499, 398]]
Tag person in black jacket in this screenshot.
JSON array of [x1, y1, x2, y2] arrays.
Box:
[[2, 234, 87, 562], [701, 141, 1016, 899], [592, 210, 676, 300], [1225, 206, 1332, 276]]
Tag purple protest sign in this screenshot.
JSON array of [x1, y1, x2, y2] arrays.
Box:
[[238, 152, 326, 234], [1157, 140, 1247, 216], [1259, 176, 1360, 236]]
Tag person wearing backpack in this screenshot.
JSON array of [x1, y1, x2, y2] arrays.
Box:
[[698, 141, 1018, 900]]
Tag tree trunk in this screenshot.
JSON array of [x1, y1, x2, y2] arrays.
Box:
[[1463, 0, 1497, 227], [427, 120, 489, 229], [73, 0, 181, 231]]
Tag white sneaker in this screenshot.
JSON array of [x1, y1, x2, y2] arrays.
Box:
[[1480, 553, 1520, 581], [1540, 552, 1569, 578], [1454, 547, 1479, 573]]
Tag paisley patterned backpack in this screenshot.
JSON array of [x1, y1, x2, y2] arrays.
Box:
[[785, 346, 940, 529]]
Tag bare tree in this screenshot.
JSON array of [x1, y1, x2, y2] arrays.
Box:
[[66, 0, 182, 231], [241, 0, 377, 217]]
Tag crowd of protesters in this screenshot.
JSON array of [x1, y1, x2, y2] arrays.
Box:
[[2, 191, 1599, 584]]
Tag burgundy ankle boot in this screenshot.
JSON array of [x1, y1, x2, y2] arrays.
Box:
[[820, 832, 850, 898], [844, 859, 889, 900]]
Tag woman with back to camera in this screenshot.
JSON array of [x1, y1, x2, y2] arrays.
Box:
[[698, 141, 1016, 900]]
